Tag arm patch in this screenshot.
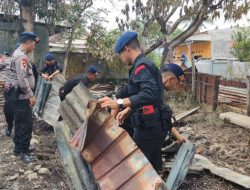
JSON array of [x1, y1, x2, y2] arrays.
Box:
[[134, 65, 145, 75]]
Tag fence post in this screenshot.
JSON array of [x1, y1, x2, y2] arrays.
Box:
[[247, 76, 250, 116], [191, 57, 196, 96], [212, 76, 220, 111]]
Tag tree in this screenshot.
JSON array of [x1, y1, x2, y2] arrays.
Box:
[[60, 0, 94, 76], [85, 25, 128, 78], [117, 0, 250, 67], [232, 26, 250, 62], [0, 0, 66, 33]]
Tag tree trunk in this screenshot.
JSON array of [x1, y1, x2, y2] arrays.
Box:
[[63, 22, 78, 77], [20, 0, 35, 60]]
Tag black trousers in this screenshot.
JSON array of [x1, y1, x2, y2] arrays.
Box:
[[13, 99, 33, 153], [134, 135, 166, 174], [3, 90, 14, 131]]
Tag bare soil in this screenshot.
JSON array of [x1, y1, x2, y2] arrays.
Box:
[[0, 117, 70, 190], [165, 91, 250, 190], [1, 89, 249, 190]]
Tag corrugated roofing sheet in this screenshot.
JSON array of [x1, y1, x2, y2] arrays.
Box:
[[36, 75, 168, 189], [58, 83, 167, 190]]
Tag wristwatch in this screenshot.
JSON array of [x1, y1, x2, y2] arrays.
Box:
[[117, 99, 124, 110]]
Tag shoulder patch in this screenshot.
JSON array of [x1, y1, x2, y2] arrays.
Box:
[[134, 65, 145, 75], [21, 58, 28, 66]]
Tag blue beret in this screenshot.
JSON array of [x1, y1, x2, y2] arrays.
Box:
[[114, 31, 138, 53], [44, 52, 55, 61], [87, 65, 99, 75], [164, 63, 184, 79], [20, 32, 40, 43]]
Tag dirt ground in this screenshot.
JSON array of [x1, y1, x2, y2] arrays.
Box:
[[1, 90, 250, 190], [0, 118, 70, 190], [165, 92, 250, 190]]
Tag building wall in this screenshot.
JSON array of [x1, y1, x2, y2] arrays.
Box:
[[174, 41, 211, 63], [210, 28, 235, 60], [0, 19, 49, 69], [50, 52, 128, 80]]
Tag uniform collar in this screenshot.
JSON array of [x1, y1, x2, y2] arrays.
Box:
[[83, 74, 89, 82], [129, 53, 145, 75], [133, 53, 145, 66]]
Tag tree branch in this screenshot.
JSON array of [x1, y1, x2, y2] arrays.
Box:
[[144, 39, 163, 55], [168, 2, 209, 50], [164, 0, 181, 23]]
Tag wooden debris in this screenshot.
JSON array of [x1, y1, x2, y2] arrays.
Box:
[[173, 107, 200, 123], [164, 162, 203, 175], [162, 131, 190, 153], [166, 141, 196, 190], [219, 112, 250, 130], [194, 154, 250, 189]]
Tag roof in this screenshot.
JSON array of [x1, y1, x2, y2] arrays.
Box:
[[49, 33, 86, 53]]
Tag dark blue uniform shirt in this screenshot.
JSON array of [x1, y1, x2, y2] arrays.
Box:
[[63, 74, 89, 95], [126, 54, 167, 139], [128, 54, 163, 110], [41, 61, 63, 76]]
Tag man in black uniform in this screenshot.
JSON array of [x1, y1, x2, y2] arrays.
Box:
[[41, 52, 63, 80], [59, 65, 99, 101], [7, 32, 39, 162], [99, 31, 172, 174]]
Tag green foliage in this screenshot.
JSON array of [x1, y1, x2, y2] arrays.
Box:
[[117, 0, 250, 65], [85, 26, 127, 76], [147, 51, 162, 68], [232, 27, 250, 62], [0, 0, 19, 19]]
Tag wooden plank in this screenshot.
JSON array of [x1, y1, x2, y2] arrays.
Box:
[[212, 76, 220, 111], [219, 112, 250, 130], [166, 141, 196, 190], [194, 154, 250, 189], [173, 107, 200, 123]]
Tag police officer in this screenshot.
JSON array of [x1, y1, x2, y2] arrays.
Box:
[[41, 52, 63, 80], [162, 63, 185, 91], [162, 63, 186, 144], [1, 52, 14, 136], [59, 65, 99, 102], [99, 31, 171, 174], [6, 32, 39, 162]]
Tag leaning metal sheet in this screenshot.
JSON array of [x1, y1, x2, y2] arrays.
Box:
[[59, 83, 167, 190]]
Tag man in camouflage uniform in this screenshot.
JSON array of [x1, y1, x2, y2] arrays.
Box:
[[6, 32, 39, 162], [1, 51, 14, 136]]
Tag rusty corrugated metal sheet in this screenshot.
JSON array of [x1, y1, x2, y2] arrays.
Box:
[[35, 75, 167, 189], [58, 83, 167, 190]]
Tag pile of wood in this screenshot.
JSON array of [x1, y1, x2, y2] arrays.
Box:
[[218, 85, 247, 106]]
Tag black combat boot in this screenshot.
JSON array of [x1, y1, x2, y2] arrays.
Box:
[[20, 152, 35, 163], [5, 127, 12, 136]]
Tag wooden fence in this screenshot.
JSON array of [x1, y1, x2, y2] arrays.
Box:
[[185, 71, 250, 114], [185, 72, 220, 111]]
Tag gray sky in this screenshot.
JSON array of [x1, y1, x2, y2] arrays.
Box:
[[94, 0, 250, 32]]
